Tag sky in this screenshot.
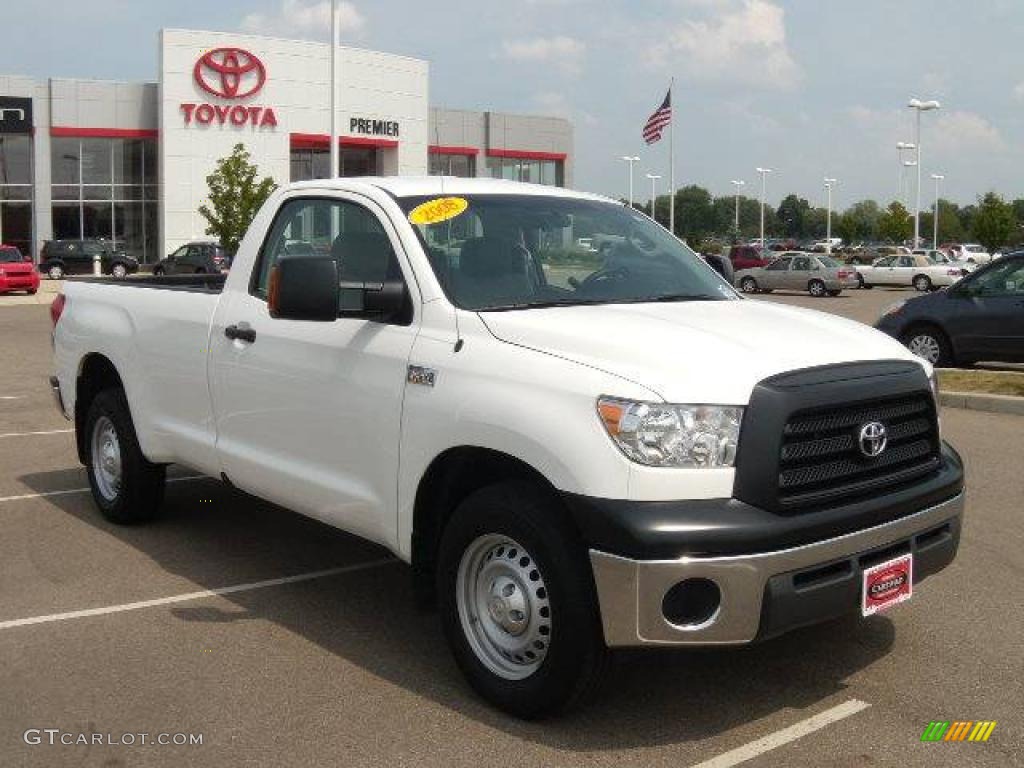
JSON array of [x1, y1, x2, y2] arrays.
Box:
[[2, 0, 1021, 208]]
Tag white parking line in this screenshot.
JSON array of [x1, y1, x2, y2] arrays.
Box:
[[0, 395, 26, 400], [0, 475, 209, 504], [0, 428, 74, 439], [687, 699, 871, 768], [0, 559, 394, 631]]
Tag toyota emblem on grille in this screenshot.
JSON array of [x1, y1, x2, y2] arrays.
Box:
[[858, 421, 888, 458]]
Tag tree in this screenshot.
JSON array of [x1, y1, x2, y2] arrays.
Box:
[[672, 185, 715, 243], [972, 192, 1015, 254], [776, 194, 811, 239], [878, 201, 912, 243], [198, 143, 278, 254], [843, 200, 882, 242]]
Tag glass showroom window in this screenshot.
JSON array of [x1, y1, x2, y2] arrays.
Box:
[[50, 136, 158, 262], [428, 153, 476, 177], [485, 157, 563, 187], [0, 135, 33, 257]]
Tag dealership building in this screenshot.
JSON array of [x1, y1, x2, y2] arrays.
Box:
[[0, 28, 573, 262]]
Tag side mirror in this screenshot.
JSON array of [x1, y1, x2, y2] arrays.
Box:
[[340, 279, 409, 323], [268, 255, 340, 322]]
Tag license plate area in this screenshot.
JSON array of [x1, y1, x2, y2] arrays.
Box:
[[861, 553, 913, 616]]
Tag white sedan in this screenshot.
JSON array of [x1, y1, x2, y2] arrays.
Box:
[[856, 253, 965, 291]]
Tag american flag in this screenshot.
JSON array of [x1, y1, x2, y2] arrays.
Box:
[[643, 90, 672, 145]]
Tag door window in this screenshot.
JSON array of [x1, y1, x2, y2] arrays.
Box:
[[765, 258, 791, 271], [897, 256, 914, 268], [252, 197, 402, 307], [792, 257, 811, 271], [964, 261, 1024, 297]]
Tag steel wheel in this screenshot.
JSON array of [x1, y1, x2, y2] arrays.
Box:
[[48, 265, 64, 280], [112, 264, 127, 279], [907, 333, 942, 364], [740, 276, 758, 293], [90, 415, 123, 502], [456, 534, 551, 681]]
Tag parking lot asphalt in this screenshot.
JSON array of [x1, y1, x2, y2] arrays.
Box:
[[1, 293, 1021, 767]]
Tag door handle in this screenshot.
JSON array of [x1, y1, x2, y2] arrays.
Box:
[[224, 324, 256, 343]]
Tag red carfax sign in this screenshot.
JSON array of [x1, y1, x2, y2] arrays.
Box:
[[861, 553, 913, 616]]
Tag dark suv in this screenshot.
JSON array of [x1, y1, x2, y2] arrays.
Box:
[[39, 240, 139, 280], [727, 244, 771, 271], [152, 242, 231, 275]]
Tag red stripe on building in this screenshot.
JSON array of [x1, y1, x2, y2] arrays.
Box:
[[50, 127, 159, 139], [486, 148, 567, 161], [428, 145, 480, 156], [289, 133, 399, 150]]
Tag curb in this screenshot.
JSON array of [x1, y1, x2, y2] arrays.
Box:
[[939, 390, 1024, 416]]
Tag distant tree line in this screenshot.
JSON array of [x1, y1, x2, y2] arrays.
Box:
[[638, 186, 1022, 254]]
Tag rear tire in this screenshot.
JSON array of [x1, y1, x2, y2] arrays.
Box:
[[808, 279, 827, 297], [111, 263, 128, 279], [28, 288, 37, 295], [739, 276, 759, 293], [901, 325, 953, 367], [84, 388, 166, 524], [913, 274, 932, 292], [48, 265, 64, 280], [436, 481, 607, 719], [153, 267, 164, 276]]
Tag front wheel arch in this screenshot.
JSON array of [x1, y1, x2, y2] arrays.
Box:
[[901, 322, 954, 367], [411, 447, 576, 604]]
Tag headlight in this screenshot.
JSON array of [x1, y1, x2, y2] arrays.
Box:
[[597, 397, 743, 468]]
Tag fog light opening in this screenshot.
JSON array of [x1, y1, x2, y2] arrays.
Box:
[[662, 578, 722, 629]]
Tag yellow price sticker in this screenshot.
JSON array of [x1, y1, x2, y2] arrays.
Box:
[[408, 196, 469, 226]]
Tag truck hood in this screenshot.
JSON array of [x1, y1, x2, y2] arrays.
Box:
[[478, 298, 921, 404]]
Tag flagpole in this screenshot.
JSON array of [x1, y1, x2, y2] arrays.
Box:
[[668, 78, 675, 237]]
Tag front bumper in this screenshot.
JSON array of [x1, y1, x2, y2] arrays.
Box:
[[590, 490, 962, 646]]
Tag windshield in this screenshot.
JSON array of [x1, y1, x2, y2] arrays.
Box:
[[399, 194, 736, 310], [0, 247, 23, 263]]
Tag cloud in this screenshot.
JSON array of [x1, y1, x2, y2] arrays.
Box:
[[241, 0, 365, 41], [649, 0, 801, 89], [932, 111, 1005, 152], [500, 36, 586, 75], [1014, 82, 1024, 101]]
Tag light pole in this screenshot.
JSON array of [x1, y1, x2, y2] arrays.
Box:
[[621, 156, 640, 208], [645, 173, 661, 223], [931, 173, 944, 249], [756, 168, 772, 250], [896, 141, 915, 205], [330, 0, 340, 178], [908, 98, 941, 248], [730, 179, 745, 235], [824, 177, 837, 254]]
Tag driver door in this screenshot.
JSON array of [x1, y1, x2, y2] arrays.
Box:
[[208, 192, 419, 549], [950, 260, 1024, 362], [761, 256, 791, 289]]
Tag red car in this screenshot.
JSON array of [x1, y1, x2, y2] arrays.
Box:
[[0, 245, 40, 295], [727, 244, 772, 271]]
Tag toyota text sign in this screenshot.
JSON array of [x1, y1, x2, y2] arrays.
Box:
[[180, 47, 277, 129]]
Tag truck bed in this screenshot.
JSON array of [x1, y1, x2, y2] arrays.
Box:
[[69, 273, 227, 293]]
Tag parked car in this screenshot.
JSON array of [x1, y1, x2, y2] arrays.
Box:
[[856, 254, 964, 291], [875, 252, 1024, 366], [50, 177, 964, 718], [913, 249, 974, 275], [39, 239, 139, 280], [959, 244, 993, 265], [0, 245, 39, 295], [736, 252, 858, 296], [726, 244, 771, 271], [152, 242, 231, 275]]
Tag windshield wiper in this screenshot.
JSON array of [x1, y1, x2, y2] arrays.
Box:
[[478, 294, 723, 311], [619, 293, 723, 304]]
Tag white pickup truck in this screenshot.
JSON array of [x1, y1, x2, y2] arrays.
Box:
[[50, 178, 965, 718]]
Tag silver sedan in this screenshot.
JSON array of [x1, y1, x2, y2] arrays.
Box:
[[735, 252, 859, 297]]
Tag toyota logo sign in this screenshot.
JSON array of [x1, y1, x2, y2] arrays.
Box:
[[857, 421, 888, 458], [193, 47, 266, 99]]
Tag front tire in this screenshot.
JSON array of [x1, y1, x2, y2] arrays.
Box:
[[808, 279, 827, 297], [437, 481, 607, 719], [739, 276, 759, 293], [111, 263, 128, 279], [84, 388, 166, 524], [48, 265, 64, 280], [901, 325, 953, 367]]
